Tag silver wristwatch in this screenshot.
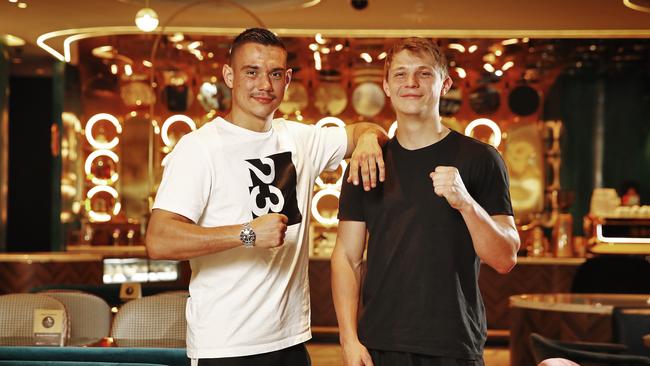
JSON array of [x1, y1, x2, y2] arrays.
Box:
[[240, 222, 256, 248]]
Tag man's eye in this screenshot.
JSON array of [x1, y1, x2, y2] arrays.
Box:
[[394, 73, 405, 77], [270, 71, 283, 79], [420, 71, 433, 77], [246, 70, 257, 76]]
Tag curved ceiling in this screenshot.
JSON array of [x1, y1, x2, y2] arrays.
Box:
[[1, 0, 650, 62]]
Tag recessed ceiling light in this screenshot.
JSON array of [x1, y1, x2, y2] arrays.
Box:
[[8, 0, 18, 3], [17, 2, 27, 8]]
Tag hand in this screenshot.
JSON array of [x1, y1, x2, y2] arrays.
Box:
[[341, 340, 374, 366], [429, 166, 473, 211], [347, 132, 385, 191], [250, 213, 288, 248]]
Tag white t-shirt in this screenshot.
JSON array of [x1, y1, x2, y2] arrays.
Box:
[[152, 117, 347, 358]]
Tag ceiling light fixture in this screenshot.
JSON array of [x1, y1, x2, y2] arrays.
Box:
[[135, 1, 159, 32], [0, 34, 26, 46], [448, 43, 466, 53]]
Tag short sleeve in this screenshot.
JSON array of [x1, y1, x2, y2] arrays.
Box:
[[152, 133, 212, 223], [337, 165, 366, 222], [292, 123, 347, 174], [471, 146, 514, 217]]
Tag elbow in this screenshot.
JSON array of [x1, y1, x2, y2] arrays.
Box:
[[495, 255, 517, 274], [145, 228, 167, 260]]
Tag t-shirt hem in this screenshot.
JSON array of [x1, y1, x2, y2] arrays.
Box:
[[362, 340, 483, 360], [187, 330, 312, 359]]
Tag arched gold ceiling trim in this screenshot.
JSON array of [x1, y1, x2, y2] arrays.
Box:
[[37, 26, 650, 63]]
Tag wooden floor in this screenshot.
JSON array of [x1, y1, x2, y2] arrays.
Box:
[[306, 343, 510, 366]]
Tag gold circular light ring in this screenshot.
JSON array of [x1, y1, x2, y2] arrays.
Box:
[[85, 113, 122, 150], [311, 187, 340, 227]]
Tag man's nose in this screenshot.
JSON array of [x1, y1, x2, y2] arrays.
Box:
[[405, 73, 419, 87], [257, 73, 273, 90]]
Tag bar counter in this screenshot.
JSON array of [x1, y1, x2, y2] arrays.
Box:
[[0, 250, 586, 332]]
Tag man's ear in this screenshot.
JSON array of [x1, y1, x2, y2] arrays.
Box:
[[383, 78, 391, 98], [223, 64, 234, 88], [441, 75, 453, 96], [284, 68, 292, 92]]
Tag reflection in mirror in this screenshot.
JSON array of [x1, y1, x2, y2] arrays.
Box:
[[508, 84, 540, 117], [504, 123, 545, 225], [352, 82, 385, 118], [469, 85, 500, 115], [120, 116, 151, 222], [314, 82, 347, 116], [161, 69, 192, 112], [279, 82, 308, 115], [61, 113, 83, 225], [197, 78, 231, 113], [120, 78, 156, 107]]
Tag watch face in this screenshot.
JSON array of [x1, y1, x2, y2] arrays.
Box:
[[240, 226, 256, 247]]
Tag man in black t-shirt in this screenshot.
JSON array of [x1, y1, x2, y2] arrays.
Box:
[[332, 38, 521, 366]]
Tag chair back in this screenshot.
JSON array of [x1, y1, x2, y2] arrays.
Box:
[[41, 291, 111, 346], [530, 332, 650, 365], [0, 293, 69, 346], [111, 295, 187, 348], [613, 307, 650, 357]]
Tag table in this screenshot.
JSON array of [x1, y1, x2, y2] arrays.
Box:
[[509, 293, 650, 366]]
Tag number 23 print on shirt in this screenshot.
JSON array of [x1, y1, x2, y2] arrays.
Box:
[[245, 151, 302, 225]]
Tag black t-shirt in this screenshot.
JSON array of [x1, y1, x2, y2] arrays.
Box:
[[338, 130, 513, 359]]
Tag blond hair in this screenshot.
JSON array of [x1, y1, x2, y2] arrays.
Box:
[[384, 38, 448, 80]]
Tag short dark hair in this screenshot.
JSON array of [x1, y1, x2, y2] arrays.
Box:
[[229, 28, 286, 62], [384, 37, 448, 80]]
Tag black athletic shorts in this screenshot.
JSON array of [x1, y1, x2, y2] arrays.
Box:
[[196, 343, 311, 366], [369, 349, 484, 366]]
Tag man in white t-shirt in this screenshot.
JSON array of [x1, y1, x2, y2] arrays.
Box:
[[146, 28, 388, 366]]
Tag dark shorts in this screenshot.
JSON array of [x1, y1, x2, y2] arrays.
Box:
[[369, 349, 484, 366], [196, 343, 311, 366]]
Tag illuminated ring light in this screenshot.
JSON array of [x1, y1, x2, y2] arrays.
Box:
[[388, 121, 398, 138], [316, 160, 348, 189], [464, 118, 502, 148], [315, 116, 346, 128], [84, 149, 119, 185], [311, 187, 340, 227], [86, 185, 121, 222], [85, 113, 122, 150], [161, 114, 196, 147]]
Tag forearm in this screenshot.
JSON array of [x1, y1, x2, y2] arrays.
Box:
[[146, 216, 241, 260], [345, 122, 388, 158], [331, 248, 363, 345], [460, 200, 520, 274]]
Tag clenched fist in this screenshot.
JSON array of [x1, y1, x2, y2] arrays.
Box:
[[250, 213, 288, 248], [429, 166, 473, 211]]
